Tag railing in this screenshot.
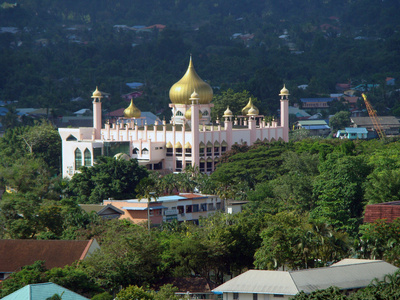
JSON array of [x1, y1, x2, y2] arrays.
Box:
[[165, 209, 178, 216]]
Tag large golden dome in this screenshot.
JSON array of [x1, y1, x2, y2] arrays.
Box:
[[124, 99, 141, 118], [169, 56, 213, 105]]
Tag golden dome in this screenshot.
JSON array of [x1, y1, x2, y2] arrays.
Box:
[[279, 84, 290, 96], [92, 86, 102, 98], [242, 98, 259, 116], [185, 107, 203, 119], [166, 141, 173, 148], [248, 106, 257, 116], [169, 56, 213, 105], [184, 142, 192, 148], [124, 99, 141, 118], [175, 141, 182, 148], [223, 106, 233, 117]]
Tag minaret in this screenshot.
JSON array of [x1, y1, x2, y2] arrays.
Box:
[[190, 91, 200, 168], [92, 86, 103, 139], [223, 106, 233, 151], [279, 85, 290, 142]]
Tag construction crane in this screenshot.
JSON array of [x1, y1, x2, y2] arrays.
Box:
[[361, 93, 386, 140]]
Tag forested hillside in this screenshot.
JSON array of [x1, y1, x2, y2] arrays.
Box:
[[1, 0, 400, 119]]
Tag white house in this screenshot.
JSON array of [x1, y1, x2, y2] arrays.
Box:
[[212, 259, 398, 300]]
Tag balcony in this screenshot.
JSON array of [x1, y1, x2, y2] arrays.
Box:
[[165, 209, 178, 216]]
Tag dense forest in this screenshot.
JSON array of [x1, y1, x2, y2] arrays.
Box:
[[1, 0, 400, 119]]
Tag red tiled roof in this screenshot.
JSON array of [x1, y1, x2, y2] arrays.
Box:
[[106, 108, 124, 117], [364, 202, 400, 223], [0, 239, 95, 272]]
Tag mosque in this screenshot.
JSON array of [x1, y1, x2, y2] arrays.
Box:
[[59, 57, 290, 178]]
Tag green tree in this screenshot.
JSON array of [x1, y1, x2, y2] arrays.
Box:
[[329, 111, 351, 132], [82, 222, 162, 291], [115, 285, 153, 300], [311, 153, 371, 236], [69, 156, 149, 204], [0, 261, 47, 298]]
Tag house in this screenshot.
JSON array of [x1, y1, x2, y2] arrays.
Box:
[[58, 57, 289, 178], [336, 83, 351, 92], [0, 239, 99, 280], [386, 77, 395, 86], [364, 201, 400, 223], [336, 127, 368, 139], [295, 120, 330, 136], [103, 193, 223, 226], [212, 259, 398, 300], [288, 106, 310, 119], [153, 277, 217, 299], [300, 98, 335, 109], [2, 282, 89, 300], [79, 203, 124, 219], [351, 116, 400, 136]]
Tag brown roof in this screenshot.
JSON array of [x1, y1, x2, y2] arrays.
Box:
[[351, 116, 400, 129], [0, 239, 96, 273], [364, 201, 400, 223]]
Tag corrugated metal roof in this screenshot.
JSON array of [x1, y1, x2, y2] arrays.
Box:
[[213, 270, 299, 295], [344, 127, 368, 133], [2, 282, 89, 300], [298, 120, 328, 125], [213, 260, 398, 296]]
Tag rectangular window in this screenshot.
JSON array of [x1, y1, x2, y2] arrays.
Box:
[[192, 204, 199, 212], [233, 293, 239, 299], [273, 295, 284, 298], [199, 148, 204, 155], [167, 148, 173, 156], [201, 203, 207, 211], [253, 294, 258, 300], [186, 205, 192, 213], [177, 206, 184, 214]]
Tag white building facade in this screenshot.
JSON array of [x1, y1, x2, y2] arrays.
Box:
[[59, 57, 290, 178]]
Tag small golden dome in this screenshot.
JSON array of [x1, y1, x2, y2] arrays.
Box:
[[92, 86, 103, 98], [248, 106, 257, 116], [124, 99, 141, 118], [242, 98, 259, 116], [169, 56, 213, 105], [92, 86, 102, 98], [191, 90, 200, 99], [175, 141, 182, 148], [166, 141, 173, 148], [223, 106, 233, 117], [279, 84, 290, 96], [185, 107, 203, 119], [184, 142, 192, 149]]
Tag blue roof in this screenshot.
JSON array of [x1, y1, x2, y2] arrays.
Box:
[[2, 282, 89, 300], [344, 127, 368, 133], [157, 195, 187, 202], [300, 98, 335, 102]]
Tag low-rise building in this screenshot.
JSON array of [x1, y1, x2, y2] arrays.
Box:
[[336, 127, 368, 139], [104, 193, 223, 226], [364, 201, 400, 223], [212, 259, 398, 300]]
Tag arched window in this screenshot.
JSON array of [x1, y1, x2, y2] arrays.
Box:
[[74, 148, 82, 169], [176, 111, 184, 116], [84, 149, 91, 166], [67, 135, 77, 141], [142, 148, 149, 154], [202, 110, 209, 116], [132, 148, 139, 154]]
